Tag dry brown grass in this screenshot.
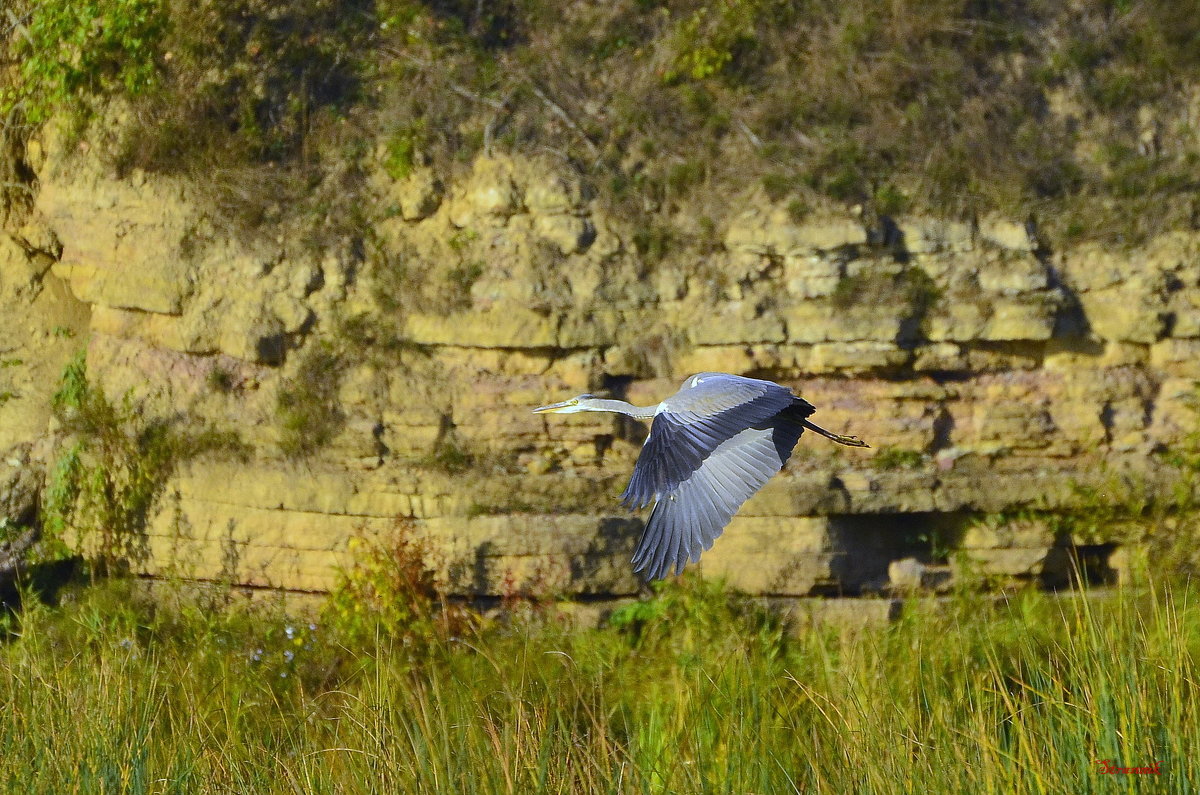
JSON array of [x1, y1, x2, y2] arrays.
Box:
[[9, 0, 1200, 248]]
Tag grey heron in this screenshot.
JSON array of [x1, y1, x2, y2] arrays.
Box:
[[534, 372, 869, 580]]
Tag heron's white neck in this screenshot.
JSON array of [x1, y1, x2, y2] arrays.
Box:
[[578, 398, 658, 420]]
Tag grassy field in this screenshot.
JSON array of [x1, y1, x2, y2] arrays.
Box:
[[0, 575, 1194, 793]]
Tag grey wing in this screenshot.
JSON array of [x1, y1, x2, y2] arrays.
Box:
[[631, 416, 807, 580], [620, 374, 796, 510]]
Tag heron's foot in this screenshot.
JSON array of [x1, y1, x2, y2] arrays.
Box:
[[832, 434, 870, 448]]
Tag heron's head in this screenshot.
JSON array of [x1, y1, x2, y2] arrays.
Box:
[[532, 393, 598, 414]]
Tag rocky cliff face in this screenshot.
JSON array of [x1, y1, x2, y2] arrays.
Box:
[[2, 123, 1198, 604]]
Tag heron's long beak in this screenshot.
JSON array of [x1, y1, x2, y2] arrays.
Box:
[[532, 400, 574, 414]]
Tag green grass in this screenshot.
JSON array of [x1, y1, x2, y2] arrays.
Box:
[[0, 574, 1196, 792]]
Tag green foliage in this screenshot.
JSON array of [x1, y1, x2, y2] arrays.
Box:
[[665, 158, 705, 194], [609, 573, 782, 647], [275, 343, 345, 458], [871, 446, 925, 470], [804, 140, 878, 203], [1101, 145, 1196, 200], [50, 350, 90, 413], [383, 122, 426, 181], [46, 351, 174, 568], [39, 444, 82, 554], [872, 182, 908, 216], [117, 0, 373, 171], [446, 227, 479, 252], [664, 0, 764, 83], [422, 437, 475, 474], [631, 222, 674, 265], [832, 265, 940, 314], [324, 520, 472, 646], [42, 351, 239, 571], [760, 171, 795, 203], [0, 518, 17, 547], [4, 0, 166, 123], [785, 197, 808, 223]]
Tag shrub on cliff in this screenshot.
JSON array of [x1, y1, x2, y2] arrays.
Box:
[[2, 0, 165, 124], [43, 351, 246, 574]]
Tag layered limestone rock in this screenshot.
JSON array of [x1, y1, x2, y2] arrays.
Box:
[[3, 128, 1199, 603]]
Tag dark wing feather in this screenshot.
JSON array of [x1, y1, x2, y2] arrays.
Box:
[[620, 374, 797, 510], [632, 408, 809, 580]]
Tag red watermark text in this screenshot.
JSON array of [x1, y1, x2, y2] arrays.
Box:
[[1095, 760, 1163, 775]]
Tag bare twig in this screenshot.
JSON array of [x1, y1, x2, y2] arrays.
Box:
[[381, 46, 598, 159], [528, 83, 599, 157], [483, 91, 515, 157], [734, 117, 763, 150], [380, 46, 430, 68], [3, 9, 34, 44], [0, 112, 35, 137], [451, 83, 507, 111], [382, 46, 510, 113], [537, 146, 571, 162], [0, 182, 35, 195]]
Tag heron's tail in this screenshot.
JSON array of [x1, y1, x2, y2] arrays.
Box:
[[800, 418, 870, 448]]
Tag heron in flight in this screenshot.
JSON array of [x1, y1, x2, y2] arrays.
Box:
[[534, 372, 869, 580]]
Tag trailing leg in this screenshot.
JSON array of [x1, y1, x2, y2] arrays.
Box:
[[800, 419, 870, 448]]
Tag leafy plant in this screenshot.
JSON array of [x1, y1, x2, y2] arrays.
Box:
[[609, 572, 780, 652], [42, 351, 239, 572], [872, 446, 924, 470], [324, 519, 473, 646], [275, 343, 345, 458], [3, 0, 166, 123], [664, 0, 764, 83], [422, 435, 475, 474], [632, 222, 674, 265], [383, 122, 426, 181], [46, 355, 176, 570]]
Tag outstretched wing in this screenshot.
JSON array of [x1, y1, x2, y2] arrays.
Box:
[[631, 412, 808, 580], [620, 374, 800, 510]]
